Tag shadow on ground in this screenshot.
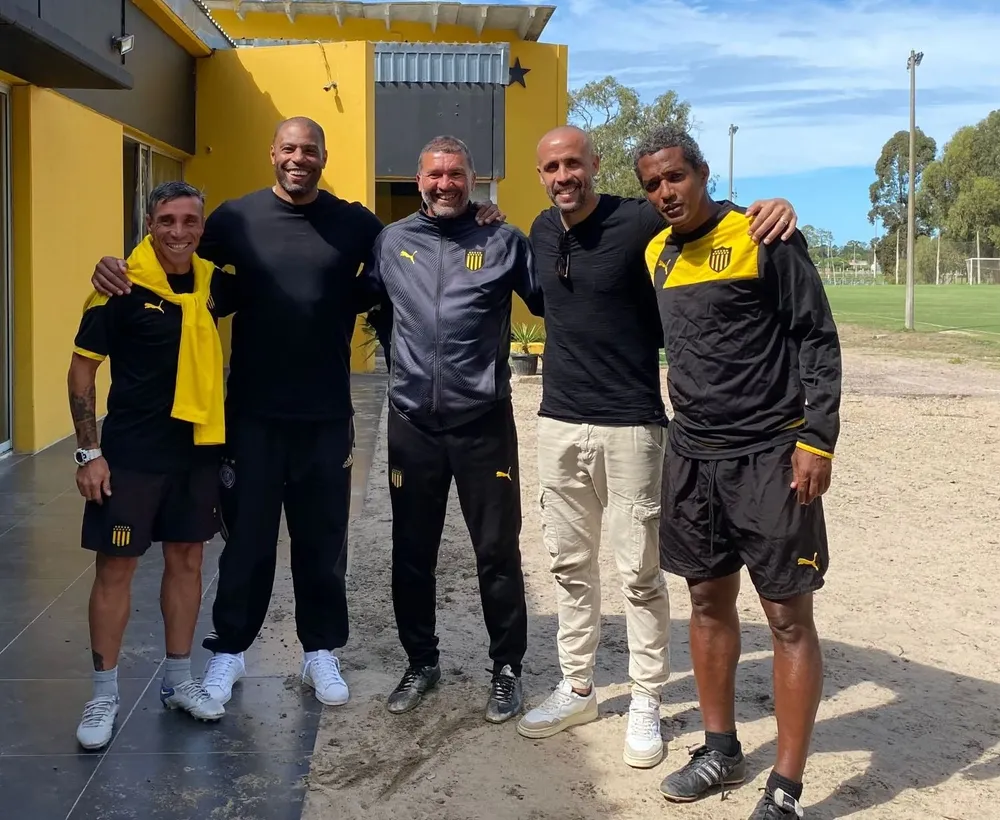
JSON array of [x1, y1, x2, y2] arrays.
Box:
[[303, 402, 1000, 820]]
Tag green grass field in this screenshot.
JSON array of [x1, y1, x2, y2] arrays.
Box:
[[825, 284, 1000, 337], [654, 284, 1000, 364]]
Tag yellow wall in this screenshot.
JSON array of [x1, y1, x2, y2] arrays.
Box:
[[185, 40, 376, 372], [500, 40, 568, 327], [213, 11, 567, 331], [11, 88, 121, 451]]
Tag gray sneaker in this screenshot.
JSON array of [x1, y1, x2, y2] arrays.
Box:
[[76, 694, 120, 750], [160, 678, 225, 721], [387, 664, 441, 714], [486, 665, 522, 724], [517, 679, 598, 739]]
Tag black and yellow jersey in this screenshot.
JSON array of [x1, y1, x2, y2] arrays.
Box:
[[644, 202, 841, 461]]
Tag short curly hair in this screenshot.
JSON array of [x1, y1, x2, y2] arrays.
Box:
[[633, 125, 708, 183]]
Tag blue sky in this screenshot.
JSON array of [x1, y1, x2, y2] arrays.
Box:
[[518, 0, 1000, 245]]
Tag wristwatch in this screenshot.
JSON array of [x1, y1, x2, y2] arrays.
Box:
[[74, 448, 102, 466]]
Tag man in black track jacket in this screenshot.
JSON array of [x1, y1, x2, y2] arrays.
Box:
[[356, 135, 543, 725]]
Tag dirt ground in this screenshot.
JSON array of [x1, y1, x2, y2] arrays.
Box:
[[302, 341, 1000, 820]]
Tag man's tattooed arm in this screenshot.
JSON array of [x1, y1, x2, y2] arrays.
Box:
[[68, 355, 101, 448]]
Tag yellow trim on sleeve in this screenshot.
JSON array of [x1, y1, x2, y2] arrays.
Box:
[[73, 347, 106, 362], [796, 441, 834, 459]]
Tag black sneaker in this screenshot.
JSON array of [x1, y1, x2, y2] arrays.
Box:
[[748, 788, 805, 819], [386, 664, 441, 715], [485, 664, 522, 723], [659, 743, 747, 802]]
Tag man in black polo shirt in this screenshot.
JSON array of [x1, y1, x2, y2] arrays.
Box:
[[516, 125, 798, 770], [90, 118, 502, 711], [70, 181, 234, 750]]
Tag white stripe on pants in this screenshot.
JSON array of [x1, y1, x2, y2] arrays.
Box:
[[536, 416, 670, 700]]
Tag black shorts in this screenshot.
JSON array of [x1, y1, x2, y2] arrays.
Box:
[[81, 464, 220, 558], [659, 439, 828, 600]]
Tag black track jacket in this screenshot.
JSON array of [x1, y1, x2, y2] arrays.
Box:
[[355, 204, 544, 430]]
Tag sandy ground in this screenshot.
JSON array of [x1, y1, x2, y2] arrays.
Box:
[[301, 346, 1000, 820]]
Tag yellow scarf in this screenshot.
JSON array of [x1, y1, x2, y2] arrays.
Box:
[[82, 235, 225, 446]]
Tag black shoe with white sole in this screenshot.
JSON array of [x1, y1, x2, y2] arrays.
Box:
[[660, 744, 747, 802], [485, 665, 522, 723], [386, 664, 441, 715]]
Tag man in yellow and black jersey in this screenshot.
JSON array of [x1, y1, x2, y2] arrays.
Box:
[[636, 126, 841, 820]]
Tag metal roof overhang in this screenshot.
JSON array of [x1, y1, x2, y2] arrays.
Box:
[[0, 0, 133, 89], [154, 0, 236, 49], [203, 1, 556, 41]]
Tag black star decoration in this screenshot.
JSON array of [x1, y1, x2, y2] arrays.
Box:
[[509, 57, 531, 88]]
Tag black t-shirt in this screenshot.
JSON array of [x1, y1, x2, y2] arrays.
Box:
[[529, 195, 667, 426], [197, 188, 384, 420], [73, 273, 225, 473]]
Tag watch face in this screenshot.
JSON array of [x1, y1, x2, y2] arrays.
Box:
[[75, 450, 89, 465]]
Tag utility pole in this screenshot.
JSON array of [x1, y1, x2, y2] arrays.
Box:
[[728, 124, 738, 201], [905, 49, 923, 330]]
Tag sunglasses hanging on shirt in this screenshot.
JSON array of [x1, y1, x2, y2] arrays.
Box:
[[557, 231, 571, 281]]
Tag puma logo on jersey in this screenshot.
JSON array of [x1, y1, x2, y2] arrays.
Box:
[[496, 467, 512, 481], [400, 250, 417, 264], [144, 301, 165, 314]]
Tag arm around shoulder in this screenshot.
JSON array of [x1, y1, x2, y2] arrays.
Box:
[[511, 230, 544, 318]]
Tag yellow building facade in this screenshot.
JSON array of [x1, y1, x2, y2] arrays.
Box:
[[1, 0, 567, 454]]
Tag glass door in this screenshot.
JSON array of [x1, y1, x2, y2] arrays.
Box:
[[0, 85, 11, 454]]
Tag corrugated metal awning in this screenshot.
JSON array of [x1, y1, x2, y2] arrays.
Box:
[[374, 42, 509, 84], [202, 1, 555, 42]]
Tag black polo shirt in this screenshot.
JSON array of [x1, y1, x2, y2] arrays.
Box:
[[73, 273, 230, 473], [529, 194, 667, 426], [197, 188, 385, 420]]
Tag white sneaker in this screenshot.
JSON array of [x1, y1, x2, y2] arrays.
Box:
[[203, 652, 246, 704], [516, 679, 599, 739], [160, 678, 225, 721], [623, 694, 663, 768], [76, 694, 120, 750], [302, 650, 349, 706]]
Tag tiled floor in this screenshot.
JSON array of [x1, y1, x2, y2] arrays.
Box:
[[0, 372, 387, 819]]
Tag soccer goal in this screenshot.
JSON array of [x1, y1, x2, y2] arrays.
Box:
[[965, 258, 1000, 285]]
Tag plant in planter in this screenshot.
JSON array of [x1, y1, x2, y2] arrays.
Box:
[[359, 310, 388, 371], [510, 322, 545, 376]]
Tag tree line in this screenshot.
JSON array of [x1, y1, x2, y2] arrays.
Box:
[[568, 76, 1000, 284], [868, 111, 1000, 283]]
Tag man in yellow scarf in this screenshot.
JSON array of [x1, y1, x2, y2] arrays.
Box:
[[67, 181, 236, 751]]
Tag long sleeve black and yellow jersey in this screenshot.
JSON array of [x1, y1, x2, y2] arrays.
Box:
[[644, 202, 842, 461]]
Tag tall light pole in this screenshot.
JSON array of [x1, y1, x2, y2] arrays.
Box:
[[904, 49, 923, 331], [728, 124, 738, 201]]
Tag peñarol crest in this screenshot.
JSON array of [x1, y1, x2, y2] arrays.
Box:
[[708, 246, 732, 273], [465, 250, 484, 271]]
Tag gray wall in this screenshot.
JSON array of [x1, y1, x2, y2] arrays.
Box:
[[0, 0, 131, 89], [375, 83, 505, 180], [39, 0, 123, 63], [61, 2, 196, 154]]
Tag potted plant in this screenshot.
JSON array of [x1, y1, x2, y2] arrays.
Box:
[[358, 311, 388, 371], [510, 322, 545, 376]]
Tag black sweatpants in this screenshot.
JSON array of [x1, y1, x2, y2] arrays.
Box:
[[203, 412, 353, 655], [387, 400, 526, 675]]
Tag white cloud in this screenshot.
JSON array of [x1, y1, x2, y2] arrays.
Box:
[[528, 0, 1000, 177]]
